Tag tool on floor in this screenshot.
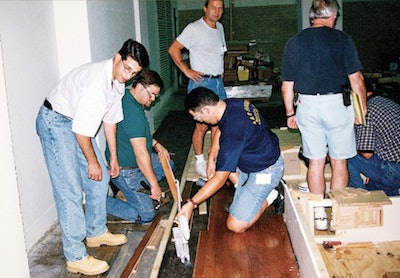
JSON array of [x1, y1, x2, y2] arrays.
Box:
[[322, 240, 342, 250], [138, 180, 170, 210], [158, 152, 191, 265]]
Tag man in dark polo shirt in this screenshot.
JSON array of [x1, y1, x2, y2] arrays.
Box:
[[175, 87, 284, 233]]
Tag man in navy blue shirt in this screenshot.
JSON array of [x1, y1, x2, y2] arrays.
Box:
[[281, 0, 366, 196], [175, 87, 284, 233]]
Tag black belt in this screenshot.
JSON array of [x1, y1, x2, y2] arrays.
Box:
[[43, 99, 53, 110], [120, 166, 139, 170], [300, 92, 342, 95], [202, 74, 222, 78]]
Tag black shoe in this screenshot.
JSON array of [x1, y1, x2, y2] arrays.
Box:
[[272, 179, 285, 215]]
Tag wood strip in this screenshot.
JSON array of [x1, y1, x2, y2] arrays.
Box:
[[120, 214, 162, 278], [158, 152, 179, 203], [198, 201, 207, 215], [146, 221, 166, 250]]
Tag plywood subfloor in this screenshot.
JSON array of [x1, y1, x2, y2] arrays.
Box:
[[193, 186, 300, 278], [319, 241, 400, 277]]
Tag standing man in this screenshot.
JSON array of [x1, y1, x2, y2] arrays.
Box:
[[281, 0, 366, 230], [36, 39, 149, 276], [168, 0, 227, 179], [348, 79, 400, 196], [106, 69, 176, 222], [175, 87, 284, 233]]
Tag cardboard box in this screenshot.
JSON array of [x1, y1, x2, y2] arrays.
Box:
[[282, 147, 332, 181]]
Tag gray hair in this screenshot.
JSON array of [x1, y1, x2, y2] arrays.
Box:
[[309, 0, 340, 20]]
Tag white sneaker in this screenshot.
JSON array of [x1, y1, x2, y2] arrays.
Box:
[[298, 182, 309, 192], [195, 160, 207, 178], [314, 207, 328, 231]]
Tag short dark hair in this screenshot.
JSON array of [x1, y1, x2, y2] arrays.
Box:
[[131, 69, 164, 90], [185, 87, 219, 112], [118, 39, 149, 68], [204, 0, 223, 8]]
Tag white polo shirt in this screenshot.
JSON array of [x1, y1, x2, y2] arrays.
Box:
[[47, 59, 124, 137]]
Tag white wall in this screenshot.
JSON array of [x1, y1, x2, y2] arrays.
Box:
[[0, 1, 61, 259], [0, 0, 149, 276], [0, 34, 30, 278]]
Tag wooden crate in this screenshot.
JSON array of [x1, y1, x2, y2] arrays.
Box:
[[330, 188, 392, 230], [284, 182, 399, 278]]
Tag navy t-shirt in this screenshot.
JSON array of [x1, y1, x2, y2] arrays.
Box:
[[281, 27, 363, 93], [216, 99, 280, 173]]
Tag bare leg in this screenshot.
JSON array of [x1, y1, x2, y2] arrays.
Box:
[[329, 158, 348, 190], [192, 122, 209, 155], [307, 158, 326, 194]]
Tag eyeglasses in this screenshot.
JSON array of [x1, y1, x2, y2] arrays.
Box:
[[122, 60, 140, 77], [143, 85, 159, 99]]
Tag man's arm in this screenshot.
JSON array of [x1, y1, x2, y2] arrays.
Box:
[[281, 81, 298, 129], [349, 71, 368, 119], [168, 40, 203, 83], [207, 126, 221, 178], [175, 171, 230, 221], [131, 137, 162, 201], [104, 122, 120, 178], [75, 134, 103, 181]]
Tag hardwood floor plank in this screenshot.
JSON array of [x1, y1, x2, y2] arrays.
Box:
[[194, 186, 300, 277]]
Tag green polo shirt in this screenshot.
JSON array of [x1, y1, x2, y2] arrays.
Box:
[[105, 90, 152, 167]]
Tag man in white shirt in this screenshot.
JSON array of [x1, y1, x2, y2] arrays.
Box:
[[168, 0, 227, 179], [36, 39, 149, 276]]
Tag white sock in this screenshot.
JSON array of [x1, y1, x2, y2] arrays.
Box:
[[266, 189, 278, 205], [195, 154, 205, 164]]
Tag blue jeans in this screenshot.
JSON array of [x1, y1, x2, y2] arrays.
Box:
[[188, 77, 227, 100], [36, 106, 109, 262], [229, 155, 284, 222], [107, 153, 176, 222], [348, 154, 400, 196]]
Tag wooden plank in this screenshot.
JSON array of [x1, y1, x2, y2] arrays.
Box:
[[146, 220, 167, 250], [198, 201, 207, 215], [158, 152, 179, 203], [120, 214, 162, 278], [330, 189, 391, 206], [319, 241, 400, 277]]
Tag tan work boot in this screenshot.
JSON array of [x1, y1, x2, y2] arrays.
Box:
[[86, 231, 128, 247], [66, 255, 109, 275]]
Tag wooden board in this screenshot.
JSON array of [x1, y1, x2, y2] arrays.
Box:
[[330, 188, 392, 206], [120, 214, 162, 278], [158, 152, 179, 203], [319, 241, 400, 277]]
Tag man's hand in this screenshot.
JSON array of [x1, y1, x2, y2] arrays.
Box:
[[150, 184, 162, 201], [287, 115, 298, 129], [87, 161, 102, 181], [185, 69, 204, 84], [175, 202, 194, 224], [108, 158, 120, 178]]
